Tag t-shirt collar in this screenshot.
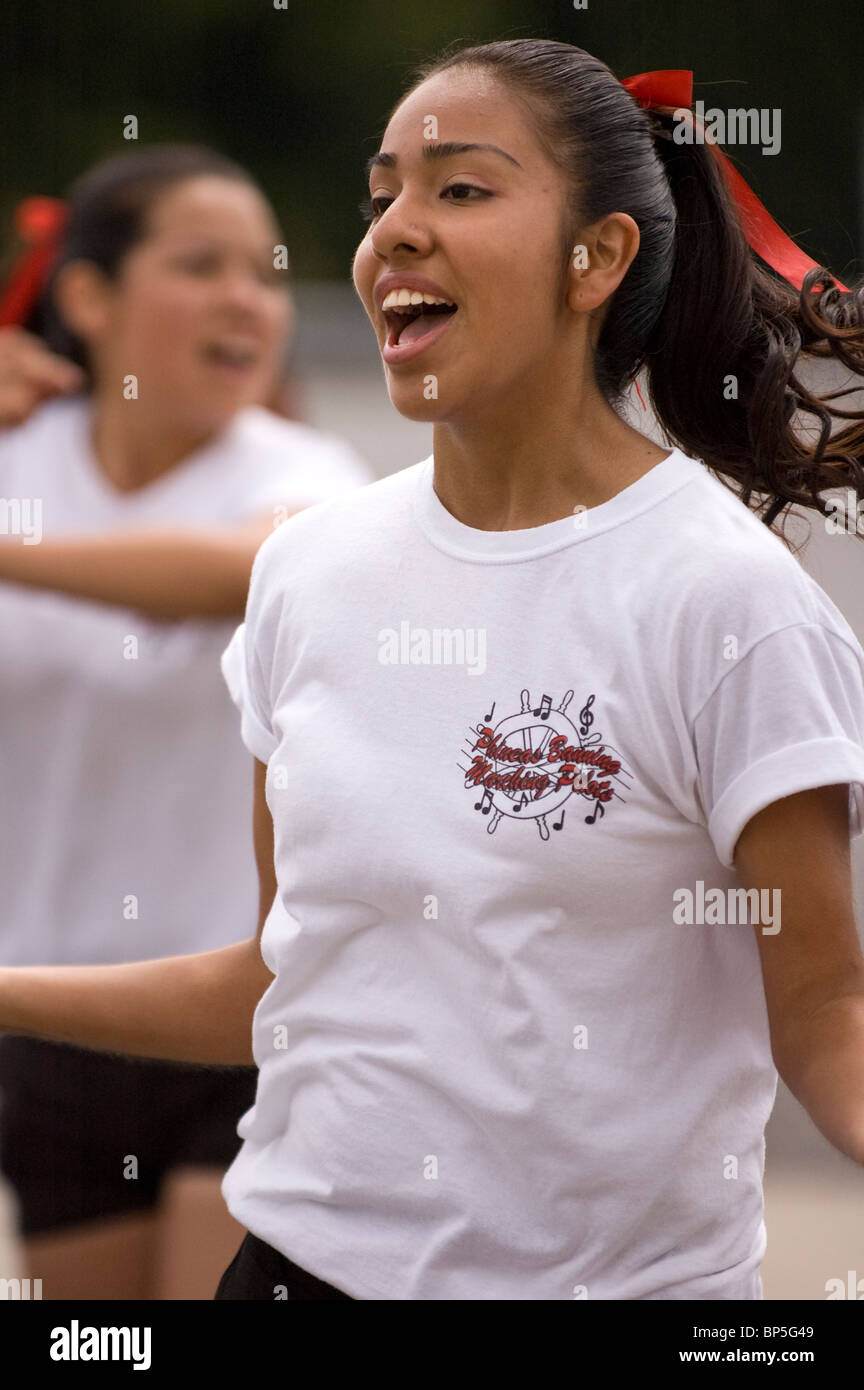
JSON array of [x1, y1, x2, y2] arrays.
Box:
[[412, 447, 700, 562]]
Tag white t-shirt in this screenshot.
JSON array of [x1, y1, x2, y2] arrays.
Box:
[[219, 447, 864, 1300], [0, 395, 372, 966]]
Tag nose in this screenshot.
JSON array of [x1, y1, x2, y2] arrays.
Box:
[[370, 194, 434, 261], [216, 268, 270, 319]]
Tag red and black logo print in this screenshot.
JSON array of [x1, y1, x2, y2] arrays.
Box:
[[460, 687, 631, 839]]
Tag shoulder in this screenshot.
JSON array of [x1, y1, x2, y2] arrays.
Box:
[[216, 408, 376, 516], [656, 451, 852, 639], [252, 456, 427, 577], [228, 407, 371, 478], [241, 458, 426, 649], [637, 452, 864, 720], [0, 393, 89, 461]]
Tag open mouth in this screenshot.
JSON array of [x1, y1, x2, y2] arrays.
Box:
[[383, 293, 458, 349], [202, 342, 259, 368]]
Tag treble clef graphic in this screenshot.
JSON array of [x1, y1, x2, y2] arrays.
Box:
[[579, 693, 595, 737]]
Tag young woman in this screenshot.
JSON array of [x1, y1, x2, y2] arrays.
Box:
[[0, 144, 370, 1299], [1, 39, 863, 1301]]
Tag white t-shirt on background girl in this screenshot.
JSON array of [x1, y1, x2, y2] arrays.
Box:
[[0, 395, 372, 966], [219, 446, 864, 1300]]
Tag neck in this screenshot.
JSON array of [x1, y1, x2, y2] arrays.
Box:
[[87, 394, 224, 494], [430, 358, 668, 531]]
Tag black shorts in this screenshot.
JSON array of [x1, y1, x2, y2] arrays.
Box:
[[0, 1035, 258, 1236], [215, 1231, 353, 1300]]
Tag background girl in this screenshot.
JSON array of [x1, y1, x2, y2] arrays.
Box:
[[0, 144, 370, 1299]]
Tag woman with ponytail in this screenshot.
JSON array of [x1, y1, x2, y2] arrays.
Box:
[[1, 40, 863, 1300], [0, 145, 370, 1299]]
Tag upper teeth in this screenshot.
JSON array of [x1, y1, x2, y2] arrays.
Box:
[[381, 289, 455, 312]]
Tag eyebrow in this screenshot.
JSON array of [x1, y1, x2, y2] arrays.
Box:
[[364, 141, 522, 179]]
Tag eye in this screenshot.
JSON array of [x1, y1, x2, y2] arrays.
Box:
[[358, 183, 491, 223], [358, 195, 392, 223], [443, 183, 488, 203], [173, 252, 222, 275]]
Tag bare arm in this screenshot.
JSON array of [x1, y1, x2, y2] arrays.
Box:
[[735, 783, 864, 1166], [0, 512, 284, 619], [0, 758, 277, 1065], [0, 326, 294, 616]]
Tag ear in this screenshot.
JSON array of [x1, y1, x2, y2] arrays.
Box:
[[566, 212, 641, 315], [52, 259, 115, 345]]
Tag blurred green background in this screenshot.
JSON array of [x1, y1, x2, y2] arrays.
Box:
[[1, 0, 861, 282]]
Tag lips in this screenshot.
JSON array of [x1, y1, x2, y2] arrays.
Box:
[[201, 341, 259, 369], [375, 278, 460, 365]]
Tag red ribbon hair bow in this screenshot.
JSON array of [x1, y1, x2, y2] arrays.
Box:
[[0, 196, 70, 328], [621, 69, 848, 294]]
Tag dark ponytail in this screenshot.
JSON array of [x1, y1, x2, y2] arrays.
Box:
[[18, 144, 262, 384], [405, 38, 864, 551]]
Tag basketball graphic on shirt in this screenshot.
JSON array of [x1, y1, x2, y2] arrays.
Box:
[[460, 687, 628, 839]]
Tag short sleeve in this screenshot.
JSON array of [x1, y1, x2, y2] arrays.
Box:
[[220, 547, 280, 763], [693, 623, 864, 869]]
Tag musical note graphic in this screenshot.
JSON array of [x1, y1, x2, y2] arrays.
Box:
[[463, 685, 628, 842]]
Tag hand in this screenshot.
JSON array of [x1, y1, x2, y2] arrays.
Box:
[[0, 326, 85, 428]]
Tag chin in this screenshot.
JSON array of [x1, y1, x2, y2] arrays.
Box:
[[385, 376, 456, 424], [181, 398, 246, 436], [202, 381, 262, 417], [386, 395, 446, 424]]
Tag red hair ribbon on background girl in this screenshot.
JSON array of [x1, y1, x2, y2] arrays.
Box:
[[0, 196, 69, 328]]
